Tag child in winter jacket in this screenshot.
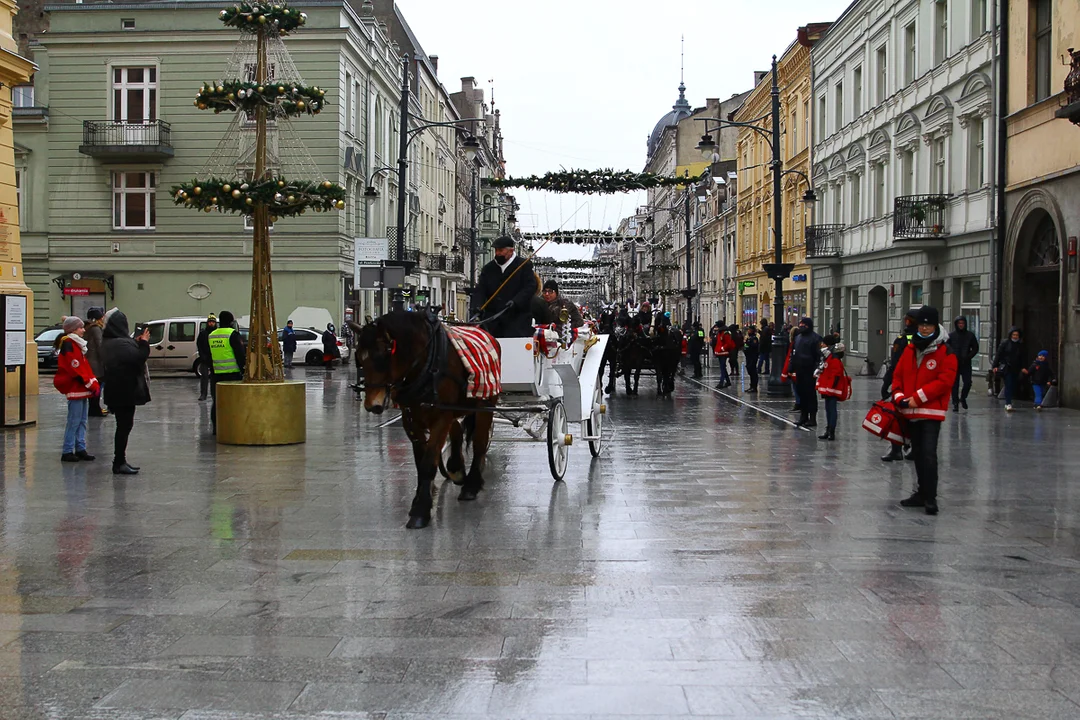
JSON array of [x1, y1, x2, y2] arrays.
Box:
[[53, 316, 100, 462], [1022, 350, 1056, 409], [815, 337, 848, 441], [713, 328, 734, 389]]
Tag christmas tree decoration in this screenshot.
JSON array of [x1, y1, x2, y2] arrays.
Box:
[[484, 168, 704, 194], [219, 2, 307, 34], [195, 80, 326, 117]]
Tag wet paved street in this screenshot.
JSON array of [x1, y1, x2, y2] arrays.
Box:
[[2, 360, 1080, 718]]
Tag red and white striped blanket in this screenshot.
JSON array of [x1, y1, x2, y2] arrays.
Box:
[[445, 325, 502, 399]]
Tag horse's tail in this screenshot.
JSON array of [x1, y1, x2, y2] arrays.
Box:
[[463, 413, 477, 449]]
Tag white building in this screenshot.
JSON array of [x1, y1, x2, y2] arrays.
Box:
[[809, 0, 996, 373]]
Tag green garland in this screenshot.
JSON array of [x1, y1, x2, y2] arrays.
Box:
[[172, 177, 345, 218], [532, 258, 615, 269], [522, 230, 639, 244], [219, 2, 307, 35], [484, 168, 706, 194], [195, 80, 327, 116], [647, 262, 681, 271]]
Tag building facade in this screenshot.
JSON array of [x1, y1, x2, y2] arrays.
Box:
[[735, 31, 823, 331], [1003, 0, 1080, 407], [809, 0, 996, 375]]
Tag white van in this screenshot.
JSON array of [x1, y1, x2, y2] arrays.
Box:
[[141, 317, 213, 374]]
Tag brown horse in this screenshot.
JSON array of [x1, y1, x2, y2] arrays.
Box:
[[350, 310, 496, 529]]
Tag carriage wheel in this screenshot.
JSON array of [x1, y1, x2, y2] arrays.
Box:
[[547, 399, 570, 482], [587, 380, 604, 458]]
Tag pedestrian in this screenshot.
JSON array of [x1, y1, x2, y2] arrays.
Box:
[[321, 323, 340, 368], [709, 321, 722, 369], [946, 316, 979, 411], [758, 321, 773, 375], [781, 326, 802, 412], [53, 316, 100, 462], [282, 319, 297, 368], [195, 313, 217, 401], [713, 324, 734, 389], [790, 317, 823, 428], [209, 310, 246, 435], [881, 310, 917, 462], [688, 320, 705, 378], [992, 326, 1023, 411], [743, 325, 760, 392], [84, 307, 108, 417], [892, 305, 957, 516], [101, 310, 151, 475], [729, 324, 743, 377], [1021, 349, 1055, 410], [815, 336, 847, 441]]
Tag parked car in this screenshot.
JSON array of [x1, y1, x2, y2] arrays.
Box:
[[278, 327, 350, 365], [35, 326, 64, 368]]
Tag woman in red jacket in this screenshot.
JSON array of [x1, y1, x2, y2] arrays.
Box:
[[53, 316, 100, 462], [891, 305, 958, 515], [713, 327, 734, 389], [815, 337, 847, 441]]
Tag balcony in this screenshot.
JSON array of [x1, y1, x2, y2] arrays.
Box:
[[1055, 47, 1080, 126], [385, 227, 420, 266], [893, 195, 949, 240], [79, 120, 174, 161], [450, 255, 465, 275], [426, 253, 449, 272], [805, 224, 844, 260]]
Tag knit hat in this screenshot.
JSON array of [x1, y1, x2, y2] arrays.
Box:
[[543, 279, 559, 292], [86, 307, 104, 321], [822, 335, 839, 346], [1038, 350, 1050, 358], [62, 316, 84, 333], [218, 310, 236, 328], [492, 236, 515, 249], [834, 342, 847, 354], [911, 305, 940, 326], [207, 313, 218, 323]]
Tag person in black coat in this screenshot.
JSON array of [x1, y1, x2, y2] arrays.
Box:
[[789, 317, 823, 428], [757, 320, 773, 375], [321, 323, 340, 368], [993, 326, 1024, 411], [743, 325, 760, 391], [473, 236, 538, 338], [195, 313, 217, 400], [946, 315, 979, 410], [688, 321, 705, 378], [101, 310, 151, 475]]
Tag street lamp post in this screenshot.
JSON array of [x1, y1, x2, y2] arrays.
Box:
[[681, 186, 696, 324]]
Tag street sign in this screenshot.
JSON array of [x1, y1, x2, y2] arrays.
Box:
[[3, 295, 27, 366], [63, 287, 90, 296], [358, 265, 406, 289], [354, 237, 388, 264]]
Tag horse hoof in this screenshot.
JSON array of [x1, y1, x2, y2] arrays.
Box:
[[449, 470, 466, 486], [458, 488, 479, 502], [405, 515, 430, 530]]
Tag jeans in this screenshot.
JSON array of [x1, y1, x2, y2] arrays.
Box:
[[1034, 384, 1046, 406], [793, 381, 801, 405], [716, 357, 730, 385], [952, 364, 972, 404], [63, 398, 88, 454], [908, 420, 941, 502], [284, 351, 294, 368], [1003, 371, 1019, 404], [824, 396, 838, 428], [112, 406, 136, 465], [757, 352, 771, 374]]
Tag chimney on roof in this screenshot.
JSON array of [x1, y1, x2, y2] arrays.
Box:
[[753, 70, 768, 86], [429, 55, 438, 74]]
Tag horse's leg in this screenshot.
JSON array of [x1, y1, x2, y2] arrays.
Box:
[[460, 410, 494, 501], [406, 414, 453, 530], [606, 350, 618, 393], [444, 419, 466, 485]]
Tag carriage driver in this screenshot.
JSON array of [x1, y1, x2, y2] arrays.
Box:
[[472, 235, 538, 338], [541, 280, 584, 333]]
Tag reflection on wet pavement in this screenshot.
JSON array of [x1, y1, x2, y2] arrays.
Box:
[[1, 364, 1079, 718]]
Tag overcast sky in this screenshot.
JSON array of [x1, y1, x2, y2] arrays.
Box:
[[399, 0, 853, 256]]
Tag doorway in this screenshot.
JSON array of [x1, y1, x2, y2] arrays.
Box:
[[1015, 211, 1061, 369], [867, 285, 888, 373]]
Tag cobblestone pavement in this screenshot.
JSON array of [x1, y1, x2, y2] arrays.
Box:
[[1, 359, 1080, 719]]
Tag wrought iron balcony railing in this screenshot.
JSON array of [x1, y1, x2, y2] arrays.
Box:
[[450, 255, 465, 275], [385, 227, 420, 265], [893, 195, 949, 239], [426, 253, 448, 272], [805, 224, 844, 258], [79, 120, 174, 160]]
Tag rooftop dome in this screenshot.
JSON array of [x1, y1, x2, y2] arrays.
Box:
[[647, 81, 692, 158]]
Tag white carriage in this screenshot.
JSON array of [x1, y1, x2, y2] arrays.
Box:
[[441, 324, 609, 482]]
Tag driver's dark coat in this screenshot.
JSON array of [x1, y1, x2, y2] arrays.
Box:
[[473, 255, 537, 338]]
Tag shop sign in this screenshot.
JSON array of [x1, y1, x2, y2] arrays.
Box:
[[63, 287, 90, 296], [792, 274, 807, 282]]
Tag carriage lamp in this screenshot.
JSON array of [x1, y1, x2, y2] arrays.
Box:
[[363, 185, 379, 204], [462, 135, 481, 163], [696, 133, 717, 160], [801, 188, 818, 206]]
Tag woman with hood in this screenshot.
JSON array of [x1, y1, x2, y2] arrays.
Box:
[[101, 309, 151, 475], [789, 317, 823, 428], [84, 307, 108, 417], [946, 315, 980, 411], [992, 326, 1024, 411], [891, 306, 957, 515], [321, 323, 340, 368], [53, 316, 100, 462]]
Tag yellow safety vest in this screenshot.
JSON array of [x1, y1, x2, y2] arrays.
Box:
[[209, 328, 241, 375]]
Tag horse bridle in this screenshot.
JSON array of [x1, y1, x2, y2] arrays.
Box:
[[360, 314, 451, 412]]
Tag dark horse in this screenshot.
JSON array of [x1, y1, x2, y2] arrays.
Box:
[[351, 310, 495, 529], [596, 306, 619, 393], [652, 326, 683, 396], [616, 328, 650, 395]]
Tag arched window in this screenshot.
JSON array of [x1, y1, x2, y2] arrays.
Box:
[[1028, 213, 1060, 269]]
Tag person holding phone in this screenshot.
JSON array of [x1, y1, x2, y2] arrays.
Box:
[[101, 309, 151, 475]]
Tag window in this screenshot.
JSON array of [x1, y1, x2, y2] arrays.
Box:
[[121, 18, 135, 30], [12, 85, 33, 108], [873, 163, 886, 217], [848, 287, 859, 352], [876, 46, 888, 103], [960, 278, 982, 369], [818, 96, 828, 140], [835, 81, 844, 129], [146, 322, 165, 346], [851, 175, 861, 223], [14, 169, 22, 229], [354, 80, 362, 137], [967, 117, 985, 190], [907, 282, 924, 307], [853, 66, 863, 117], [804, 100, 810, 150], [112, 171, 156, 230], [790, 110, 798, 156], [168, 322, 197, 343], [1033, 0, 1052, 102], [345, 71, 353, 134], [934, 0, 949, 66], [112, 66, 157, 123], [901, 149, 915, 195], [971, 0, 987, 38], [904, 23, 917, 85], [931, 136, 946, 194], [833, 184, 843, 224]]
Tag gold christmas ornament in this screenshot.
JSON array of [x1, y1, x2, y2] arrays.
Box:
[[335, 200, 345, 210], [193, 187, 202, 195], [232, 189, 242, 198], [223, 184, 232, 192]]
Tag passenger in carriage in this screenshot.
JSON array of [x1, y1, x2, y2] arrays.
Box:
[[541, 280, 584, 333], [472, 236, 538, 338]]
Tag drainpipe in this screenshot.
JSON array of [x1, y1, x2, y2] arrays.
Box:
[[992, 0, 1008, 356]]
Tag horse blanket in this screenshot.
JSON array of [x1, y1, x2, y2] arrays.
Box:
[[445, 325, 502, 399]]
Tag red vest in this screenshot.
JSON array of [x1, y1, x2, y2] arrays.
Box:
[[816, 355, 847, 398], [713, 333, 734, 357], [891, 339, 957, 421]]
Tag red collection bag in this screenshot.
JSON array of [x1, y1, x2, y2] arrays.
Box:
[[838, 369, 853, 401], [862, 400, 908, 445]]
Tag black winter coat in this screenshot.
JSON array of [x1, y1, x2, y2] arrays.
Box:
[[473, 255, 537, 337], [743, 334, 760, 360], [790, 328, 823, 372], [946, 317, 980, 367], [993, 328, 1024, 373], [101, 310, 151, 408], [1026, 359, 1055, 386], [759, 329, 773, 353]]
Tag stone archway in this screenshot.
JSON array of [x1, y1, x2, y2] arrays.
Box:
[[1004, 190, 1066, 377], [867, 286, 889, 373]]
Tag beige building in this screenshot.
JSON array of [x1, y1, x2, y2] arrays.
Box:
[[734, 30, 824, 328], [1004, 0, 1080, 406]]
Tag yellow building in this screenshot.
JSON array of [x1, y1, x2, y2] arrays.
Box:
[[0, 0, 36, 405], [734, 28, 826, 328], [1003, 0, 1080, 407]]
